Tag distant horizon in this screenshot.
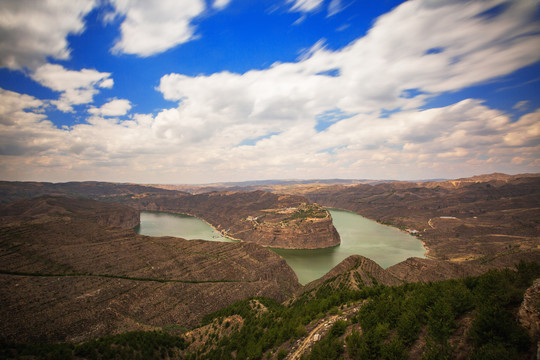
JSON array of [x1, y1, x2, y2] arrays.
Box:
[[3, 171, 538, 187], [1, 1, 539, 183]]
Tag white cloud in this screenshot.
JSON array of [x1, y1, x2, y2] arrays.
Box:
[[513, 100, 529, 112], [99, 78, 114, 89], [110, 0, 206, 57], [150, 0, 540, 180], [159, 0, 540, 119], [31, 64, 113, 112], [0, 88, 45, 126], [0, 89, 60, 157], [503, 109, 540, 147], [0, 0, 96, 70], [327, 0, 343, 17], [31, 64, 112, 93], [213, 0, 231, 10], [297, 39, 327, 60], [2, 85, 539, 183], [88, 99, 132, 117], [2, 0, 540, 183], [289, 0, 324, 13]]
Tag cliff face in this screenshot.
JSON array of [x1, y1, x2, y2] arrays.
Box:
[[124, 190, 341, 249], [237, 213, 340, 249], [0, 196, 300, 343]]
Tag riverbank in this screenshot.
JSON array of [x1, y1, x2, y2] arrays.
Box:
[[137, 209, 427, 285], [136, 210, 240, 242], [325, 207, 430, 259]]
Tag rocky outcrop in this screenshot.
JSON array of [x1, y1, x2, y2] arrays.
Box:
[[301, 252, 540, 298], [518, 278, 540, 342], [0, 196, 300, 343], [233, 206, 341, 249]]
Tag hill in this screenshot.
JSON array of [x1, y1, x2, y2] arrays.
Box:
[[4, 255, 538, 359], [0, 196, 300, 343], [0, 181, 181, 204]]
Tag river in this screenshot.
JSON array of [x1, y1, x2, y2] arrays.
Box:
[[135, 209, 425, 284]]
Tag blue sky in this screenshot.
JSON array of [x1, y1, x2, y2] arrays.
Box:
[[0, 0, 539, 183]]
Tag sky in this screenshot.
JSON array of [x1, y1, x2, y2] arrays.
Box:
[[0, 0, 539, 184]]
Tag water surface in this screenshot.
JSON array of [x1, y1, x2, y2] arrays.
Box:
[[135, 209, 425, 284], [135, 211, 235, 242], [272, 209, 426, 284]]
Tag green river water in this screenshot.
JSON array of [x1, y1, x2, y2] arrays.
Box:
[[135, 209, 426, 284]]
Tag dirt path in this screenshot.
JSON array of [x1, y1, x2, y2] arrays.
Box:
[[286, 315, 339, 360], [286, 303, 363, 360]]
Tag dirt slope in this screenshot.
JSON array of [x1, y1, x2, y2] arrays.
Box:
[[0, 196, 300, 343]]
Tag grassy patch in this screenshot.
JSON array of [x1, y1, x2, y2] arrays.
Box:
[[286, 204, 327, 221]]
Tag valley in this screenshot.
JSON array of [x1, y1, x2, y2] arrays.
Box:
[[0, 173, 539, 359], [136, 208, 427, 284]]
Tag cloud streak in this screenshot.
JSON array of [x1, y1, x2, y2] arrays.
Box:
[[157, 0, 540, 137], [288, 0, 324, 13]]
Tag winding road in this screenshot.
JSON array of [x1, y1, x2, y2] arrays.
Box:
[[286, 302, 364, 359], [286, 315, 339, 360]]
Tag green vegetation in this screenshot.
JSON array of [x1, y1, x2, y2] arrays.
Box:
[[286, 204, 327, 221], [193, 261, 539, 359], [2, 261, 538, 359], [308, 320, 347, 359], [0, 331, 187, 360], [194, 287, 364, 359], [340, 261, 538, 360], [73, 331, 187, 359]]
